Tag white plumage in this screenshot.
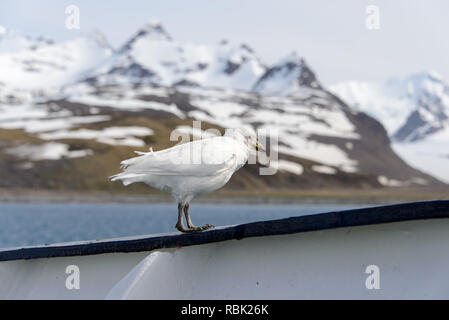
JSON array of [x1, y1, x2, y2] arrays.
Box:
[[110, 127, 262, 232]]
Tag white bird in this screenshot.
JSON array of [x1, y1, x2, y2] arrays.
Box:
[[110, 127, 265, 233]]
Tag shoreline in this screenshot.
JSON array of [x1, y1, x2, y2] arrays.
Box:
[[1, 188, 447, 205]]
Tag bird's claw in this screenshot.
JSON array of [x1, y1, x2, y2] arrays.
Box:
[[176, 223, 214, 233], [192, 224, 214, 232]]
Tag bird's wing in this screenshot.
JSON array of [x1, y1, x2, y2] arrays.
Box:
[[112, 137, 238, 178]]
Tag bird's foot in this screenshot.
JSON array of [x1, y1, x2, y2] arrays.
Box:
[[176, 223, 186, 232], [195, 224, 214, 231], [176, 223, 214, 233]]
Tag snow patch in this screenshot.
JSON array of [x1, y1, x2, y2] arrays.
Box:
[[6, 143, 92, 161], [68, 95, 184, 118], [39, 126, 154, 147], [273, 160, 304, 175], [378, 176, 407, 187], [311, 165, 337, 175], [174, 126, 220, 139], [0, 115, 111, 133]]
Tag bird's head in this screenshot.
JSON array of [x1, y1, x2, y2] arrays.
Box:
[[225, 126, 266, 152]]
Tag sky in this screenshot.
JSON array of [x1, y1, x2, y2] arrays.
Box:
[[1, 0, 448, 85]]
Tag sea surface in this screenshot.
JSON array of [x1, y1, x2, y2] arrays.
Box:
[[0, 202, 370, 249]]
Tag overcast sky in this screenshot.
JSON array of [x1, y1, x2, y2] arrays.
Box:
[[1, 0, 448, 85]]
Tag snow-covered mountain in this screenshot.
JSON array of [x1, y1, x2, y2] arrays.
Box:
[[0, 25, 41, 54], [253, 52, 321, 94], [0, 27, 112, 103], [331, 72, 449, 142], [0, 23, 441, 191], [0, 22, 320, 100], [86, 22, 266, 91], [331, 72, 449, 182]]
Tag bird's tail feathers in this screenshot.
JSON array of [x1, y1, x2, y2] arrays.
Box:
[[110, 172, 147, 186], [113, 146, 160, 184], [120, 147, 157, 169]]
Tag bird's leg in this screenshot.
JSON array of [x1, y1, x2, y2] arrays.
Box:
[[176, 203, 214, 233], [184, 203, 214, 232], [175, 203, 187, 232]]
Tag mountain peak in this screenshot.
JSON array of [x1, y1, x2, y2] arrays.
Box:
[[283, 51, 302, 63], [252, 52, 320, 94], [85, 29, 113, 51], [0, 27, 36, 53], [239, 43, 255, 54], [120, 22, 172, 53], [140, 21, 171, 40], [412, 71, 445, 84], [386, 71, 447, 89], [217, 42, 265, 81], [417, 70, 443, 80], [272, 51, 307, 73]]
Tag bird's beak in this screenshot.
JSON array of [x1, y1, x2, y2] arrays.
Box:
[[256, 141, 266, 152], [255, 140, 270, 166]]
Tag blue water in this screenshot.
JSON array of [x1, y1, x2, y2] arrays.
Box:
[[0, 202, 366, 249]]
